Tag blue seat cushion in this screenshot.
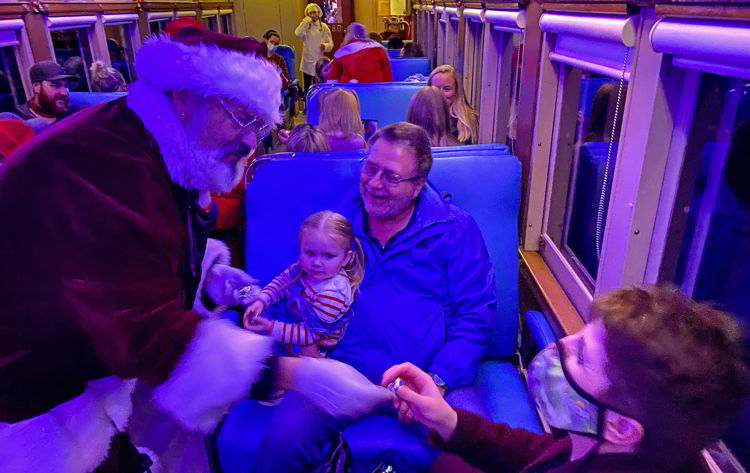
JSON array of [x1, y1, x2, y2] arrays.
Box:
[[217, 360, 540, 473], [69, 91, 127, 108]]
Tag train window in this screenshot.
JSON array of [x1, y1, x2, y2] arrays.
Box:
[[220, 13, 232, 35], [103, 16, 139, 83], [202, 13, 219, 32], [478, 9, 525, 145], [0, 46, 25, 113], [49, 23, 95, 92], [463, 11, 484, 111], [148, 18, 171, 36], [445, 9, 459, 68]]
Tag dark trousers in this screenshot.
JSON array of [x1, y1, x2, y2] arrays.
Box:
[[303, 73, 314, 94]]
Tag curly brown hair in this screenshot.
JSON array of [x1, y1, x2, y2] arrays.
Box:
[[592, 286, 750, 462]]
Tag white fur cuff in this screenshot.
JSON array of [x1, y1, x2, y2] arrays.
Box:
[[152, 319, 274, 433], [136, 35, 282, 124]]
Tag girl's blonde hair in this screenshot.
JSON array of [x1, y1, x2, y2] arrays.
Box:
[[287, 123, 329, 153], [407, 86, 457, 147], [428, 65, 478, 144], [300, 210, 366, 294], [319, 88, 365, 137]]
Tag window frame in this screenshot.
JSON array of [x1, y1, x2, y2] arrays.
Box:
[[0, 18, 34, 101], [201, 9, 219, 32], [102, 14, 141, 81], [46, 15, 99, 90], [477, 8, 526, 144], [525, 10, 676, 317], [219, 10, 233, 35], [462, 8, 484, 112]]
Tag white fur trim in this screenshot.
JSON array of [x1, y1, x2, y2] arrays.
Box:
[[136, 34, 282, 124], [193, 238, 231, 317], [333, 40, 385, 59], [152, 319, 274, 433], [0, 377, 137, 473]]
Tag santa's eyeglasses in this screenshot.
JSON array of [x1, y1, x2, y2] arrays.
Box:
[[218, 97, 273, 139]]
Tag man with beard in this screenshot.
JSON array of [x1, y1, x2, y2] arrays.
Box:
[[15, 61, 79, 124], [255, 123, 497, 473], [0, 26, 393, 472]]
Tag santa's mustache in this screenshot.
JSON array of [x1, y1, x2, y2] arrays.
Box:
[[218, 141, 252, 162]]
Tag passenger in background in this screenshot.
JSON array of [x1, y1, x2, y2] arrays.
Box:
[[428, 65, 479, 144], [407, 86, 461, 147], [387, 35, 405, 50], [401, 42, 424, 58], [385, 285, 750, 473], [262, 30, 291, 90], [327, 23, 392, 84], [90, 61, 128, 92], [15, 61, 77, 125], [285, 123, 329, 153], [319, 88, 367, 151], [368, 32, 383, 42], [314, 57, 331, 84], [294, 3, 333, 94]]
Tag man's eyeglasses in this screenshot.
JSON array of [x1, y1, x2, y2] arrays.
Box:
[[218, 97, 273, 139], [360, 158, 423, 187]]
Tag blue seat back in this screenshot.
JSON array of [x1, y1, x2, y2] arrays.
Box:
[[387, 48, 401, 59], [245, 149, 520, 359], [390, 57, 431, 81], [69, 92, 127, 108], [307, 82, 425, 128], [275, 45, 296, 82]]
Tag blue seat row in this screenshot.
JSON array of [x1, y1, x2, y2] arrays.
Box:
[[390, 57, 431, 81], [217, 147, 540, 472]]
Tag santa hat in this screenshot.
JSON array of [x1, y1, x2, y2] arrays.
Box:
[[0, 119, 34, 159], [135, 26, 282, 124]]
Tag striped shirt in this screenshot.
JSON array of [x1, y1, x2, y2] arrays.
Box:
[[258, 263, 354, 346]]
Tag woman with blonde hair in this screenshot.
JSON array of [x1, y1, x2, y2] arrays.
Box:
[[294, 3, 333, 93], [90, 60, 127, 92], [407, 86, 461, 147], [319, 88, 366, 151], [428, 65, 479, 144]]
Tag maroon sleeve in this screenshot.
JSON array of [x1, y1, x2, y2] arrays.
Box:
[[430, 409, 555, 473]]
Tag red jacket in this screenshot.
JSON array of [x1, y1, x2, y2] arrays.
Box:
[[429, 409, 702, 473], [328, 40, 392, 83]]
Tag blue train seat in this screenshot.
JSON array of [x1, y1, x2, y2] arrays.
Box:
[[275, 45, 297, 82], [217, 148, 540, 472], [387, 48, 401, 59], [566, 141, 618, 279], [307, 82, 425, 128], [69, 91, 127, 108], [390, 58, 431, 82]]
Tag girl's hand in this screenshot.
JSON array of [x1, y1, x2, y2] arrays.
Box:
[[381, 362, 458, 441], [300, 344, 325, 358], [243, 301, 266, 329], [245, 315, 272, 334]]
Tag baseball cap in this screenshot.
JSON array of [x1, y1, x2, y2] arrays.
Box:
[[29, 61, 77, 83]]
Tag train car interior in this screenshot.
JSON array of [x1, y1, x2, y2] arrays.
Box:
[[1, 1, 749, 473]]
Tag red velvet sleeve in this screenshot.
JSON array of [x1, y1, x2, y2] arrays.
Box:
[[380, 49, 393, 82], [328, 59, 343, 81], [430, 409, 556, 473]]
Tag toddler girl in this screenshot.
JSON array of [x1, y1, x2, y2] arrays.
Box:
[[244, 210, 364, 358]]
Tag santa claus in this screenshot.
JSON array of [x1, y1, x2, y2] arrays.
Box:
[[0, 25, 393, 472]]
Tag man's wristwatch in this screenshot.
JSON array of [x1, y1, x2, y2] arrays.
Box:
[[429, 372, 448, 391]]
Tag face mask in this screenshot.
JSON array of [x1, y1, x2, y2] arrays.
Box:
[[267, 42, 277, 52], [527, 342, 606, 437]]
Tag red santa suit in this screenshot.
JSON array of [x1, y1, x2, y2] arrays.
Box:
[[328, 39, 392, 83], [0, 28, 282, 472]]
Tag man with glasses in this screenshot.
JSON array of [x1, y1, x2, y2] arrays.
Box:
[[256, 123, 497, 473], [0, 25, 392, 472]]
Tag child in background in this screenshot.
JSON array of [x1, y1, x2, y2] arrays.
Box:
[[319, 88, 367, 151], [314, 57, 331, 84], [244, 210, 364, 358]]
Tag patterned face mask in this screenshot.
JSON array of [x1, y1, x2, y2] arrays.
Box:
[[527, 342, 606, 437]]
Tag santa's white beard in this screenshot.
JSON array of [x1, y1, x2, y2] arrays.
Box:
[[127, 81, 250, 193]]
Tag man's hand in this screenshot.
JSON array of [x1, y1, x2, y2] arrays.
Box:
[[277, 128, 290, 145], [382, 362, 458, 441], [319, 44, 326, 52], [290, 358, 396, 422], [204, 264, 258, 306]]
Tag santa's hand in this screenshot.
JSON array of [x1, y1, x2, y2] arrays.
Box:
[[205, 264, 258, 306], [295, 358, 395, 422], [381, 362, 458, 441]]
